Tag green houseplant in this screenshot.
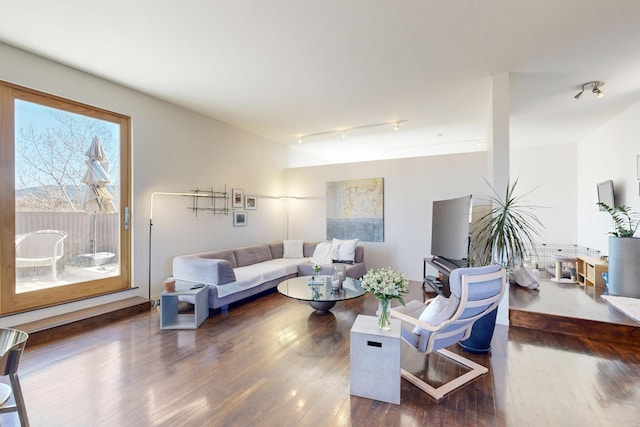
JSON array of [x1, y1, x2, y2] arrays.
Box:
[[597, 202, 640, 298], [472, 178, 544, 269], [462, 178, 544, 353], [597, 203, 640, 237]]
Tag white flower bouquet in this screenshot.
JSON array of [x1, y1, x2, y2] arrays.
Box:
[[361, 267, 409, 330], [361, 267, 409, 302]]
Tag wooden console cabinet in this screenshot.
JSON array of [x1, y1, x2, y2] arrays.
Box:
[[576, 256, 608, 289]]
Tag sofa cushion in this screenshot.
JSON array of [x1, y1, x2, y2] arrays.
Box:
[[283, 240, 304, 258], [198, 249, 237, 268], [234, 244, 273, 267], [269, 242, 284, 259], [354, 245, 364, 264], [412, 295, 458, 335], [303, 242, 317, 257], [331, 238, 359, 263]]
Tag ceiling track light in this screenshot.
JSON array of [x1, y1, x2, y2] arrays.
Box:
[[574, 81, 605, 100], [293, 120, 408, 144]]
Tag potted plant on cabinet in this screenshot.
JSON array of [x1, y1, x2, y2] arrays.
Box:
[[461, 178, 544, 353], [598, 202, 640, 298]]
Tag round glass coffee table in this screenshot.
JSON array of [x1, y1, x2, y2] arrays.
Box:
[[277, 276, 366, 312]]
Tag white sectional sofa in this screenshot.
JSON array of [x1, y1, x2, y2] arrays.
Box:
[[172, 240, 365, 310]]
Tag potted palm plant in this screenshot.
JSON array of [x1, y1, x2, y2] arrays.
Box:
[[472, 178, 544, 269], [598, 202, 640, 298], [461, 178, 544, 353]]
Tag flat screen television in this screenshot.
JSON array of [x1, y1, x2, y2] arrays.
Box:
[[431, 195, 472, 263], [597, 180, 615, 211]]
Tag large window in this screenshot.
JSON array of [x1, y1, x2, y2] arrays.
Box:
[[0, 81, 131, 314]]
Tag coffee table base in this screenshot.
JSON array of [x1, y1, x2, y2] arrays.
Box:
[[309, 301, 337, 312]]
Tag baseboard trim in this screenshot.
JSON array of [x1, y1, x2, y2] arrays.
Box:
[[12, 297, 151, 347]]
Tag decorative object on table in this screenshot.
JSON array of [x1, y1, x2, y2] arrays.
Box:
[[312, 263, 322, 279], [231, 188, 244, 208], [332, 263, 347, 292], [163, 276, 176, 293], [598, 202, 640, 298], [245, 195, 257, 210], [307, 276, 325, 285], [326, 177, 384, 242], [233, 210, 247, 227], [361, 267, 408, 331]]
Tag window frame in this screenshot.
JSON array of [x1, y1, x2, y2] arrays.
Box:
[[0, 81, 131, 314]]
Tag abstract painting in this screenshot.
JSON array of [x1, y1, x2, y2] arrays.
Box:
[[326, 177, 384, 242]]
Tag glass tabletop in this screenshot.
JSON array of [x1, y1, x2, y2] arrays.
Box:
[[277, 276, 365, 302]]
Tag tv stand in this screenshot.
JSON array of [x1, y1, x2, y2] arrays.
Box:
[[423, 256, 469, 297]]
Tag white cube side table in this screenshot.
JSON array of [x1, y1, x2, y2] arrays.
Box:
[[160, 285, 209, 330], [350, 314, 401, 404]]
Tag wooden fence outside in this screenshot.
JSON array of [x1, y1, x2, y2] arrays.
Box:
[[16, 212, 119, 265]]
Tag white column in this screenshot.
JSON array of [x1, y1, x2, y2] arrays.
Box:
[[487, 72, 510, 326]]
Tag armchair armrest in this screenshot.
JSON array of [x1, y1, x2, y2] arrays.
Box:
[[390, 300, 442, 334]]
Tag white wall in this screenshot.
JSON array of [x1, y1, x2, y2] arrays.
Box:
[[577, 101, 640, 254], [0, 42, 289, 326], [510, 143, 578, 246], [284, 152, 488, 281]]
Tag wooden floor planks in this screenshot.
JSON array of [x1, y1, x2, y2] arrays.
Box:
[[2, 281, 639, 426]]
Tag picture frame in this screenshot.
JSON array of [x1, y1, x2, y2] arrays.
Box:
[[233, 211, 247, 227], [245, 195, 257, 210], [232, 188, 244, 208]]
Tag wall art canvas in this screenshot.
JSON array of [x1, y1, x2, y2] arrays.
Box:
[[326, 177, 384, 242]]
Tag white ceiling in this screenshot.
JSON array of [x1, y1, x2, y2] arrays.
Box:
[[2, 0, 640, 165]]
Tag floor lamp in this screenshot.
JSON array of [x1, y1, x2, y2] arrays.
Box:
[[278, 196, 298, 241]]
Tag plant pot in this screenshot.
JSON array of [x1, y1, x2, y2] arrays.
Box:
[[608, 236, 640, 298], [459, 307, 498, 354]]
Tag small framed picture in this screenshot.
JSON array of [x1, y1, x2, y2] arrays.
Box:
[[232, 189, 244, 208], [233, 211, 247, 227], [245, 196, 257, 210]]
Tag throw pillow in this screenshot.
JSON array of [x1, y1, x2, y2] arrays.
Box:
[[283, 240, 304, 258], [331, 238, 358, 264], [412, 295, 459, 335], [310, 241, 333, 266]]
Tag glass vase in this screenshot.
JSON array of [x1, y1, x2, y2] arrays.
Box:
[[377, 298, 391, 331]]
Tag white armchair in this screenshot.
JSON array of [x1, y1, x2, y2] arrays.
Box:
[[15, 230, 68, 281]]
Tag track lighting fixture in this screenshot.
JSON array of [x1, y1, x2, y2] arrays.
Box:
[[574, 81, 605, 100], [293, 120, 408, 143]]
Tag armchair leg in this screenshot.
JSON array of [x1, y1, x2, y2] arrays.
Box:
[[401, 348, 488, 400]]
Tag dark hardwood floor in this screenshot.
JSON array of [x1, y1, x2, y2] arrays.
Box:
[[3, 279, 640, 427]]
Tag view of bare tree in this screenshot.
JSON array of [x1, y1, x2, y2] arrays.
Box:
[[15, 108, 118, 212]]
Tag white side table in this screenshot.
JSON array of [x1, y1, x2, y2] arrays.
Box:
[[350, 314, 401, 404], [160, 285, 209, 330]]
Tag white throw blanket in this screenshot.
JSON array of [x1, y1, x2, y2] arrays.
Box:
[[212, 258, 305, 298]]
